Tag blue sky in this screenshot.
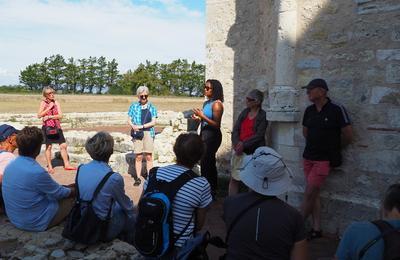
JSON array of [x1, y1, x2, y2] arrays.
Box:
[[0, 0, 205, 85]]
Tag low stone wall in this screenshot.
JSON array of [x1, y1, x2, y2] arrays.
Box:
[[0, 217, 143, 259]]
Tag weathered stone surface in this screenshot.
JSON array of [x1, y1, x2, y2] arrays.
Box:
[[297, 59, 321, 69], [50, 249, 65, 259], [386, 64, 400, 83], [377, 49, 400, 61], [370, 86, 399, 104], [67, 250, 85, 259]]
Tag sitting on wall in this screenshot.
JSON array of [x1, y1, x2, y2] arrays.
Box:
[[2, 126, 75, 231]]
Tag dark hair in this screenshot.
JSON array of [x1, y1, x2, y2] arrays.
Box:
[[173, 133, 205, 168], [207, 79, 224, 102], [85, 132, 114, 162], [17, 126, 43, 157], [383, 184, 400, 212]]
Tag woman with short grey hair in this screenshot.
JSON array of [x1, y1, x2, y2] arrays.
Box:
[[74, 131, 136, 244], [128, 86, 158, 186], [85, 131, 114, 162]]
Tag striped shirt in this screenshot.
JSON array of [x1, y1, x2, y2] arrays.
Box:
[[128, 101, 158, 138], [143, 164, 212, 247]]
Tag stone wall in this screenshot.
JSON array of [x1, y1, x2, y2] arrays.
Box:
[[206, 0, 400, 233]]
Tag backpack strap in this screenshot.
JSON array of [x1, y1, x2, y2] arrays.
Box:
[[358, 220, 400, 259], [225, 196, 268, 244], [144, 167, 160, 194], [75, 165, 83, 201], [90, 171, 114, 203]]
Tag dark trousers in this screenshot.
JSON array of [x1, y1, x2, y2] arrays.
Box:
[[200, 126, 222, 196]]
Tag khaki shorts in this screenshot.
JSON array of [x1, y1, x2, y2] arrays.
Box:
[[231, 152, 245, 181], [133, 131, 154, 154]]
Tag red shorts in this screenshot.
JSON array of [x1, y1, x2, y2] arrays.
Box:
[[303, 159, 330, 188]]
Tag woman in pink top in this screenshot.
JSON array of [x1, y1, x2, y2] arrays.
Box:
[[37, 86, 76, 174]]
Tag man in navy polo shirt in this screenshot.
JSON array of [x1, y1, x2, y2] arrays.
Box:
[[300, 78, 353, 240]]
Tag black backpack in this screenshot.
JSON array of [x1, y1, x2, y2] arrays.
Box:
[[134, 167, 198, 257], [62, 167, 114, 245], [358, 220, 400, 260]]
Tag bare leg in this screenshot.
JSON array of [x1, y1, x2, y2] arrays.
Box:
[[301, 185, 320, 220], [45, 144, 54, 174], [228, 178, 240, 196], [145, 153, 153, 175], [135, 153, 143, 179], [60, 143, 72, 168], [312, 195, 321, 231]]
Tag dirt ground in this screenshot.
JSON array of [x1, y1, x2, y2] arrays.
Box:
[[0, 94, 203, 113], [38, 157, 338, 259]]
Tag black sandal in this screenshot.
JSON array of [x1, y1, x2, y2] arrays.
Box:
[[133, 178, 141, 187], [307, 229, 322, 240]]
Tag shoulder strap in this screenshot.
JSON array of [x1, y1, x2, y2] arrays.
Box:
[[75, 165, 83, 200], [144, 167, 160, 194], [90, 171, 114, 202], [164, 169, 197, 201], [358, 220, 399, 259], [225, 196, 267, 243]]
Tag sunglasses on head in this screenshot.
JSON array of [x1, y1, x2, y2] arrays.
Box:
[[140, 95, 148, 99]]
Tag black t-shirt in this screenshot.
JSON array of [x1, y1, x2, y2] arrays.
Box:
[[223, 192, 306, 260], [302, 98, 351, 161]]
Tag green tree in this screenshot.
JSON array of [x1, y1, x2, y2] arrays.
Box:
[[47, 54, 66, 91], [64, 57, 80, 93], [19, 64, 42, 91], [96, 56, 107, 94]]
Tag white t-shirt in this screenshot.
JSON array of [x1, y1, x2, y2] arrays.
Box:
[[0, 151, 16, 180]]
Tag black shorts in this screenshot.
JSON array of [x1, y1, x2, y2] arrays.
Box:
[[42, 126, 66, 145]]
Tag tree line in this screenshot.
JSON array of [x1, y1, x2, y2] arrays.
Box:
[[18, 55, 205, 96]]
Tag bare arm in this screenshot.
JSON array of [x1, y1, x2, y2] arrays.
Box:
[[196, 206, 210, 231], [341, 125, 353, 147], [291, 239, 308, 260], [303, 127, 308, 138], [143, 117, 156, 129], [37, 101, 52, 118], [52, 101, 63, 120]]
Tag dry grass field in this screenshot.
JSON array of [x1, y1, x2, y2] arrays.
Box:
[[0, 94, 204, 113]]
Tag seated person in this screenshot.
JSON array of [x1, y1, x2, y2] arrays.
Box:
[[2, 126, 75, 231], [335, 183, 400, 260], [0, 124, 19, 214], [223, 147, 308, 260], [141, 133, 212, 256], [77, 131, 135, 243]]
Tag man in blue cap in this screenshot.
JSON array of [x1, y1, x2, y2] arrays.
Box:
[[300, 78, 353, 240], [0, 124, 19, 214]]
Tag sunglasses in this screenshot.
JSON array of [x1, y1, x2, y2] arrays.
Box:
[[204, 86, 212, 91], [140, 95, 148, 99], [46, 92, 54, 95], [246, 97, 256, 102]]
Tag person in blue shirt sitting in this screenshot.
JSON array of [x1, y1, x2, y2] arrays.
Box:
[[77, 131, 136, 243], [335, 183, 400, 260], [2, 126, 75, 231]]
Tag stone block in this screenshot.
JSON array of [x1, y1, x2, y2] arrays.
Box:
[[50, 249, 65, 259], [377, 49, 400, 61], [392, 25, 400, 41], [356, 1, 400, 15], [276, 144, 300, 162], [388, 108, 400, 128], [370, 86, 398, 104], [296, 59, 321, 69], [357, 150, 400, 175], [386, 64, 400, 83], [270, 122, 296, 146]]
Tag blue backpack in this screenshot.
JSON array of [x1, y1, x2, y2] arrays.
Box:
[[134, 167, 198, 257]]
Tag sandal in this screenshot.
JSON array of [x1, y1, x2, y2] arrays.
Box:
[[307, 229, 322, 240], [64, 166, 77, 171], [133, 178, 141, 187]]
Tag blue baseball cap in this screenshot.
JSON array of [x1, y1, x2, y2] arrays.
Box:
[[0, 124, 19, 142]]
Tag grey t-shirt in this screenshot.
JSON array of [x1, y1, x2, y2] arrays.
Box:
[[223, 192, 306, 260]]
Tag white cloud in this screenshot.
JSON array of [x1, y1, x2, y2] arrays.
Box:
[[0, 0, 205, 85]]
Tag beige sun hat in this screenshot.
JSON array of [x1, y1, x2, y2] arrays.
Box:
[[239, 146, 293, 196]]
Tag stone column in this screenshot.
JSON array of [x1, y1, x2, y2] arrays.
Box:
[[267, 0, 300, 122]]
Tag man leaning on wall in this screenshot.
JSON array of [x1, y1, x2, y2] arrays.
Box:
[[300, 78, 353, 240]]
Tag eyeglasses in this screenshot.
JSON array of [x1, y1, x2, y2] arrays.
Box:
[[46, 91, 54, 95], [204, 86, 212, 91], [246, 97, 256, 102], [140, 95, 148, 100]]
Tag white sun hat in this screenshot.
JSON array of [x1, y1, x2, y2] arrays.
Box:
[[239, 146, 293, 196]]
